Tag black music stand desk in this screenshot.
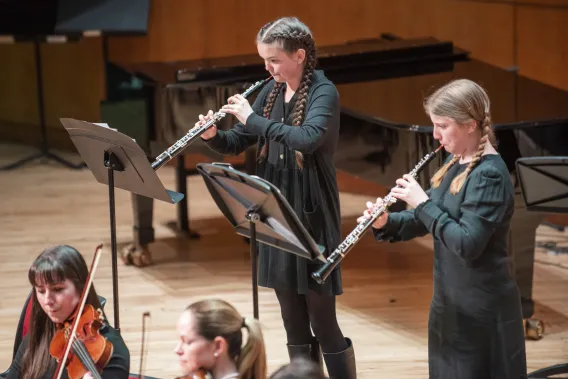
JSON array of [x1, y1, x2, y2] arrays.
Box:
[[517, 156, 568, 214], [60, 118, 183, 331], [516, 156, 568, 379], [196, 163, 325, 319]]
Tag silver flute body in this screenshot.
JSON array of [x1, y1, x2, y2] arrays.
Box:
[[311, 146, 442, 284], [151, 77, 272, 170]]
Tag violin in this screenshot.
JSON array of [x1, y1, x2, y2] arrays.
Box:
[[50, 244, 111, 379], [49, 303, 113, 379]]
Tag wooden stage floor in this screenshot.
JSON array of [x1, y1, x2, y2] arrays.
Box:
[[1, 144, 567, 378]]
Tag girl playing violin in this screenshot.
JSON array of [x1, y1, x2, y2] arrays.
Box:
[[174, 299, 266, 379], [5, 245, 130, 379]]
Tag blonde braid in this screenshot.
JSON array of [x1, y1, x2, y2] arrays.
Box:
[[448, 116, 491, 194], [431, 155, 460, 189]]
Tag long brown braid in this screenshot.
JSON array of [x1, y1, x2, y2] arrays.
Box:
[[256, 17, 317, 168], [426, 79, 496, 194]]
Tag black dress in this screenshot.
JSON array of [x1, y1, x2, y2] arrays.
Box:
[[373, 154, 527, 379], [6, 322, 130, 379], [204, 70, 342, 296]]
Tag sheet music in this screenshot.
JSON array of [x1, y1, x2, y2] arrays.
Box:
[[94, 123, 117, 132], [93, 122, 135, 142]]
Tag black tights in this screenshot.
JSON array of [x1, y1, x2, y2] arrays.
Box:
[[275, 289, 348, 354]]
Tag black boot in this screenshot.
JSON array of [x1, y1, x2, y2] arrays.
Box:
[[287, 337, 323, 370], [323, 338, 357, 379]]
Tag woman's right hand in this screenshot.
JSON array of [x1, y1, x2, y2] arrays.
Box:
[[198, 110, 218, 140], [357, 197, 389, 229]]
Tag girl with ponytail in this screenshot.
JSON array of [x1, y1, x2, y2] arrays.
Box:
[[359, 78, 527, 379], [199, 16, 355, 379], [174, 299, 266, 379]]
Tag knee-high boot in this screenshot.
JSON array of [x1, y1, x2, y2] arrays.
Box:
[[322, 337, 357, 379], [286, 336, 323, 370]]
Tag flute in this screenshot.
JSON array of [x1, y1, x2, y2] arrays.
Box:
[[311, 145, 443, 284], [151, 77, 272, 170]]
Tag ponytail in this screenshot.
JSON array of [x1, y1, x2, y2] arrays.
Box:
[[238, 317, 267, 379]]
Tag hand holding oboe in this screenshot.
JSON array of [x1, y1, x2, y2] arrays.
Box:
[[391, 174, 430, 208], [199, 110, 217, 140], [357, 198, 389, 229], [221, 94, 254, 124]]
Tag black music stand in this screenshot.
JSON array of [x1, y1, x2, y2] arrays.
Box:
[[59, 118, 184, 332], [516, 156, 568, 379], [196, 163, 325, 319], [516, 157, 568, 214]]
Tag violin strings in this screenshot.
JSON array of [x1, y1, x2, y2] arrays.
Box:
[[71, 338, 98, 373], [71, 336, 103, 379]]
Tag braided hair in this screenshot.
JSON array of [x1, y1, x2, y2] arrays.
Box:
[[256, 17, 317, 168], [426, 79, 496, 194]]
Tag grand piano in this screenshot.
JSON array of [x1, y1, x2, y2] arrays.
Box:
[[107, 35, 470, 264], [113, 35, 568, 342]]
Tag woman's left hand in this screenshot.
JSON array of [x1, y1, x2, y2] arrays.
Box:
[[390, 174, 429, 209], [83, 372, 94, 379], [221, 94, 254, 124]]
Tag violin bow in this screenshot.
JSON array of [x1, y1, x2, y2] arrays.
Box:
[[53, 244, 104, 379], [139, 311, 151, 379]]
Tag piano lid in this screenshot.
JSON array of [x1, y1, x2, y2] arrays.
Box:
[[337, 58, 568, 134], [123, 36, 469, 86], [334, 57, 568, 189]]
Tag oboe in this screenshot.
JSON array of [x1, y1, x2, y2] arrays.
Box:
[[151, 77, 272, 170], [311, 145, 443, 284]]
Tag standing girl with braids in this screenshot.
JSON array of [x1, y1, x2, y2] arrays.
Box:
[[174, 299, 266, 379], [360, 79, 527, 379], [199, 16, 356, 379]]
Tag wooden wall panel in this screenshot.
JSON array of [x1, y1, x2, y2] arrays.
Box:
[[108, 0, 206, 66], [40, 38, 105, 130], [0, 37, 105, 149], [510, 0, 568, 6], [107, 0, 514, 69], [1, 0, 567, 151], [201, 0, 383, 58], [0, 43, 38, 125], [517, 6, 568, 90]]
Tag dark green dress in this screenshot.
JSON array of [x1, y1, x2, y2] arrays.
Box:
[[373, 154, 527, 379], [204, 70, 343, 296]]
